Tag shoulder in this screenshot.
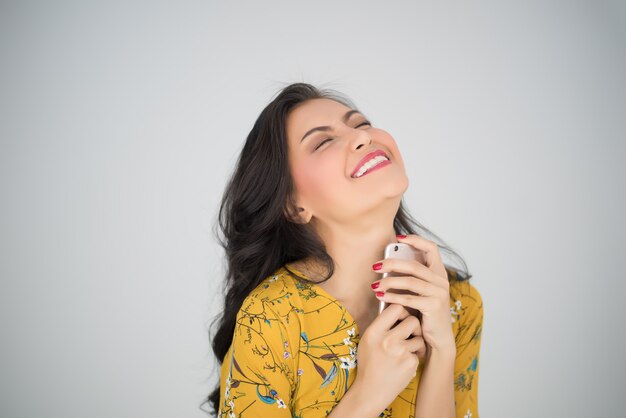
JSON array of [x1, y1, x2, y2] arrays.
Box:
[[228, 268, 301, 390], [235, 267, 303, 336], [240, 268, 298, 310]]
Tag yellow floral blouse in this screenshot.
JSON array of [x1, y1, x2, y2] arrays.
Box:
[[217, 264, 483, 418]]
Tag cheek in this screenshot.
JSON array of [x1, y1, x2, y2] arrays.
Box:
[[293, 156, 346, 198]]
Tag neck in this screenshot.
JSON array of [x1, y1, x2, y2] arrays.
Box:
[[295, 202, 401, 324]]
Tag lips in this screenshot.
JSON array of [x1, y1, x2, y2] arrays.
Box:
[[351, 149, 390, 178]]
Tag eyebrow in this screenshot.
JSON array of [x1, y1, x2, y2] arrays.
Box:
[[300, 109, 364, 143]]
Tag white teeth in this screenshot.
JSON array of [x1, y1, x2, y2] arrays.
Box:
[[354, 155, 389, 178]]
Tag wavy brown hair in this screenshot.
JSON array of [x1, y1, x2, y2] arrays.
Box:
[[200, 82, 472, 416]]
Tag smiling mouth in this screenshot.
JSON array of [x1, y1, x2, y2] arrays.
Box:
[[352, 157, 391, 178], [351, 149, 390, 178]]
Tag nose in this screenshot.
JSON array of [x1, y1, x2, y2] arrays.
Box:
[[351, 129, 372, 150]]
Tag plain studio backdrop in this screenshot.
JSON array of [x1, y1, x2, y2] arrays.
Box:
[[1, 1, 625, 417]]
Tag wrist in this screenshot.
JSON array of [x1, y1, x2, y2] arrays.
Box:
[[429, 338, 456, 356], [427, 345, 456, 362], [340, 377, 384, 418]]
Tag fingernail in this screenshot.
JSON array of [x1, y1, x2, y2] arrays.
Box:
[[396, 234, 407, 239], [372, 262, 383, 271], [375, 291, 385, 297], [370, 281, 380, 289]]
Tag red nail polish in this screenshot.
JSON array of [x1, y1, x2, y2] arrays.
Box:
[[370, 281, 380, 289], [372, 262, 382, 270], [396, 234, 407, 239], [375, 291, 385, 297]]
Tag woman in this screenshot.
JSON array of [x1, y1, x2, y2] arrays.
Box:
[[203, 83, 483, 417]]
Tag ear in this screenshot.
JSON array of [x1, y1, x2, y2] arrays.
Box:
[[283, 205, 312, 224]]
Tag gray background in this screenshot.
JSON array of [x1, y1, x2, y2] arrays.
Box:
[[1, 1, 625, 417]]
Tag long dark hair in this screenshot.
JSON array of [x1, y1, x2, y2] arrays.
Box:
[[200, 82, 472, 416]]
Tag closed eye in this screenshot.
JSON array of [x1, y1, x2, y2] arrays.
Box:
[[313, 121, 372, 151]]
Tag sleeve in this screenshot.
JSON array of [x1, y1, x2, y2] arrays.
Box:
[[217, 295, 297, 417], [451, 281, 483, 418]]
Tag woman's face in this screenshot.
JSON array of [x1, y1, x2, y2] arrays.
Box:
[[285, 98, 409, 225]]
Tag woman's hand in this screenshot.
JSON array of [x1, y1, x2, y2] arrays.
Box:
[[370, 234, 456, 354], [349, 303, 427, 415]]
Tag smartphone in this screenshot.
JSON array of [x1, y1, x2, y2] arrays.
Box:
[[377, 242, 427, 321]]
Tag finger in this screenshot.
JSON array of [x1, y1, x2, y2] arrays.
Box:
[[389, 304, 412, 329], [396, 234, 443, 268], [376, 290, 430, 312], [395, 305, 411, 321], [372, 303, 412, 332], [388, 314, 422, 341], [373, 275, 436, 297], [403, 336, 427, 359], [373, 258, 440, 285]]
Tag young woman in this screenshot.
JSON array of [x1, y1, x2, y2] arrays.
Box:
[[203, 83, 483, 418]]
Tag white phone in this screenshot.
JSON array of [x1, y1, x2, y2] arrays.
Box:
[[377, 242, 427, 321]]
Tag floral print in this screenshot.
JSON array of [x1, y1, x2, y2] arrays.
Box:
[[339, 328, 357, 370], [217, 264, 483, 417]]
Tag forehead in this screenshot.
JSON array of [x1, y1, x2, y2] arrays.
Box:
[[286, 98, 351, 142]]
